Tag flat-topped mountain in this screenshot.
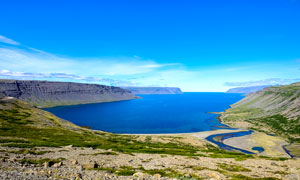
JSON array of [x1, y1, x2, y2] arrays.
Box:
[[121, 86, 183, 94], [226, 85, 272, 94], [0, 79, 138, 108]]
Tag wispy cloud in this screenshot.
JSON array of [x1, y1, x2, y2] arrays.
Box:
[[0, 46, 180, 76], [0, 69, 139, 87], [1, 36, 300, 92], [0, 69, 100, 81], [224, 78, 300, 87], [0, 37, 183, 87], [0, 35, 20, 45]]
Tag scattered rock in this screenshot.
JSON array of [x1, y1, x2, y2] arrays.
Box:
[[284, 174, 300, 180], [133, 172, 145, 177], [43, 162, 49, 168], [208, 172, 220, 180], [77, 165, 83, 171], [271, 162, 278, 166], [82, 161, 98, 169], [184, 174, 192, 178], [71, 160, 78, 165], [153, 173, 161, 179], [52, 162, 62, 168], [64, 145, 73, 150], [75, 173, 82, 180]]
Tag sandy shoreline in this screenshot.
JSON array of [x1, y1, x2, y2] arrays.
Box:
[[121, 128, 247, 137], [120, 128, 291, 158]]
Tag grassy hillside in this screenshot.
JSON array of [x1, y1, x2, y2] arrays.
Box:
[[1, 97, 297, 180], [221, 82, 300, 142], [0, 97, 259, 160]]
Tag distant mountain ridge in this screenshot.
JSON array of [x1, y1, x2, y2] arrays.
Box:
[[121, 87, 183, 94], [226, 85, 272, 94], [0, 79, 138, 108]]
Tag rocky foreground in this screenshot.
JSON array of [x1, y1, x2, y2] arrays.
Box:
[[1, 145, 300, 180], [1, 89, 300, 179]]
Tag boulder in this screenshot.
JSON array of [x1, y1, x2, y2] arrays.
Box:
[[153, 173, 161, 179], [133, 172, 146, 178], [71, 160, 78, 165], [52, 162, 62, 168], [43, 162, 49, 168], [82, 161, 98, 169]]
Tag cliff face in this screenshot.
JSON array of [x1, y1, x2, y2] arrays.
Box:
[[121, 87, 183, 95], [221, 82, 300, 141], [0, 79, 137, 108]]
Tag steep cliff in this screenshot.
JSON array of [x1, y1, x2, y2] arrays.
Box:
[[0, 79, 137, 108], [221, 82, 300, 141], [121, 87, 183, 94]]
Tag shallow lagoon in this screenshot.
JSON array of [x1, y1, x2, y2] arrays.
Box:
[[45, 92, 244, 134]]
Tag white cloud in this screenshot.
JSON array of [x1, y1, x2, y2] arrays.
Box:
[[0, 47, 180, 76], [2, 36, 299, 92], [0, 45, 185, 87], [0, 35, 20, 45], [0, 69, 139, 87]]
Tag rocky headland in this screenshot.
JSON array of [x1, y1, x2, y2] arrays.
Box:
[[0, 79, 138, 108]]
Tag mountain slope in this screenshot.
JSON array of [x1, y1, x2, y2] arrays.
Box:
[[221, 82, 300, 142], [0, 79, 137, 108]]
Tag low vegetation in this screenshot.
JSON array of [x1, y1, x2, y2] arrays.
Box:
[[20, 157, 65, 166], [0, 98, 291, 163], [246, 114, 300, 142], [217, 163, 251, 172], [222, 82, 300, 148], [0, 97, 296, 180]]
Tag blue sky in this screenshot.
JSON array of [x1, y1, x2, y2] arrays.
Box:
[[0, 0, 300, 91]]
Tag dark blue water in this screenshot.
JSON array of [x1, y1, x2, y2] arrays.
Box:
[[206, 131, 255, 154], [45, 92, 244, 134], [252, 146, 265, 153]]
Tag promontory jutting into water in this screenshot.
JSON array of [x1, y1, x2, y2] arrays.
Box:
[[45, 93, 243, 134]]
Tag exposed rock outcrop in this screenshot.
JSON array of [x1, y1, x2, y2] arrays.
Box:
[[121, 86, 183, 95], [0, 79, 138, 108]]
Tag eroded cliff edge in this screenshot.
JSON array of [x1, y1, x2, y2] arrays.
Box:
[[0, 79, 138, 108]]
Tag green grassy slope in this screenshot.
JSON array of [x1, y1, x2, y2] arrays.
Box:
[[0, 97, 259, 160], [222, 82, 300, 142]]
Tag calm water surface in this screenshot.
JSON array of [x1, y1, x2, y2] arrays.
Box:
[[45, 93, 244, 134]]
